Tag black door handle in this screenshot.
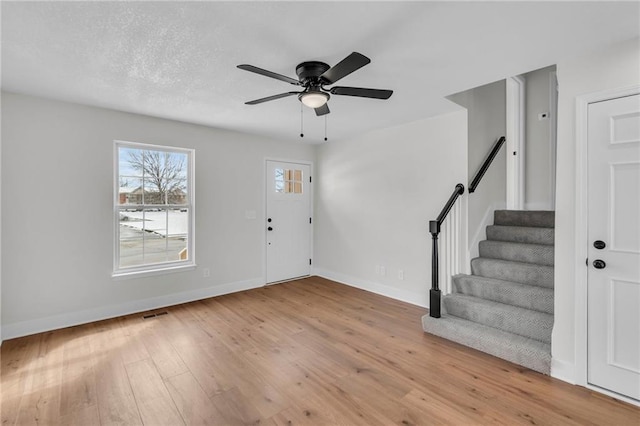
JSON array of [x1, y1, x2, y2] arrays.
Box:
[[593, 240, 606, 250], [593, 259, 606, 269], [267, 227, 273, 231]]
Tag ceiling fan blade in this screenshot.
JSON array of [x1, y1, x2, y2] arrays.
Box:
[[245, 92, 300, 105], [237, 64, 300, 85], [330, 86, 393, 100], [315, 104, 330, 116], [320, 52, 370, 84]]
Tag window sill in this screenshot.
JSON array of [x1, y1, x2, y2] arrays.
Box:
[[112, 263, 197, 280]]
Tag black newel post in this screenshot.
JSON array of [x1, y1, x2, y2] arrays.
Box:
[[429, 220, 441, 318], [428, 183, 463, 319]]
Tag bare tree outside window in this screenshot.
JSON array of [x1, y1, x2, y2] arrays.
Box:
[[127, 150, 187, 204]]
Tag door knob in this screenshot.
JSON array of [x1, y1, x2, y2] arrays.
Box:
[[267, 227, 273, 231], [593, 259, 606, 269], [593, 240, 606, 250]]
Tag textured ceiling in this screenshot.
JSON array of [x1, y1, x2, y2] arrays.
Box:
[[2, 2, 639, 143]]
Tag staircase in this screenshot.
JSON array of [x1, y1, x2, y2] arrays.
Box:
[[422, 210, 554, 374]]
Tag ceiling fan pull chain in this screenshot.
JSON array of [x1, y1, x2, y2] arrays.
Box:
[[300, 103, 304, 138], [324, 115, 328, 142]]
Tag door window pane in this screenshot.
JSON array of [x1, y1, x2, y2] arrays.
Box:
[[275, 168, 303, 194]]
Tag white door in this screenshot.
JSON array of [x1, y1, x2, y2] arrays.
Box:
[[587, 93, 640, 401], [265, 160, 312, 284]]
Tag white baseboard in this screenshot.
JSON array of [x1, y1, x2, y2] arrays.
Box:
[[1, 277, 264, 341], [550, 358, 576, 384], [314, 268, 428, 308]]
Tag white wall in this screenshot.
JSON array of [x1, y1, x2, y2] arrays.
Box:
[[553, 37, 640, 381], [314, 110, 467, 306], [522, 65, 557, 210], [448, 80, 507, 257], [1, 92, 315, 339], [0, 91, 3, 344], [1, 2, 3, 342]]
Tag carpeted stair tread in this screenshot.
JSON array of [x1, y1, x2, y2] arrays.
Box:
[[494, 210, 555, 228], [443, 294, 553, 343], [486, 225, 554, 245], [479, 240, 554, 266], [471, 258, 554, 288], [422, 314, 551, 374], [453, 274, 553, 314]]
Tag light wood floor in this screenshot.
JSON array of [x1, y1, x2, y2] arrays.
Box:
[[2, 277, 639, 425]]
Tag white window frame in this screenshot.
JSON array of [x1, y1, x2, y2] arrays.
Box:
[[113, 140, 195, 278]]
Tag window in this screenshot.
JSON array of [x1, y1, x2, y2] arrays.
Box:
[[114, 141, 194, 276]]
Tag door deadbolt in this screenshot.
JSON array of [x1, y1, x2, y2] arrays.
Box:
[[593, 259, 606, 269], [593, 240, 606, 250]]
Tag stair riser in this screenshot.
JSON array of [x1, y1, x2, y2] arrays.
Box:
[[486, 225, 554, 245], [494, 210, 555, 228], [422, 314, 551, 374], [453, 276, 554, 314], [479, 240, 554, 266], [443, 296, 553, 343], [471, 258, 554, 288]]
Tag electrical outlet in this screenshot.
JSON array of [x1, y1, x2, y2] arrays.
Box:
[[380, 266, 386, 276], [398, 269, 404, 280], [203, 268, 210, 278]]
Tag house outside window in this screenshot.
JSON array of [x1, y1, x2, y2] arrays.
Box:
[[114, 141, 194, 276]]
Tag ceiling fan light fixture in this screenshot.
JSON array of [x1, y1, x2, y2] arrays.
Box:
[[299, 91, 329, 109]]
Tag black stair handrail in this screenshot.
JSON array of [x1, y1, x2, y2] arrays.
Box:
[[468, 136, 506, 193], [428, 184, 464, 318], [428, 136, 505, 319]]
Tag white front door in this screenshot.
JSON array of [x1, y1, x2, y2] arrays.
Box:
[[265, 160, 312, 284], [587, 93, 640, 401]]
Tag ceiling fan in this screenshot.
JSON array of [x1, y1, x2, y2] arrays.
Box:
[[237, 52, 393, 116]]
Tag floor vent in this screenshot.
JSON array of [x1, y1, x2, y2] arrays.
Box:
[[142, 311, 168, 319]]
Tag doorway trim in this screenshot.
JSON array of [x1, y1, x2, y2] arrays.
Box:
[[574, 84, 640, 404], [263, 157, 314, 285], [549, 71, 558, 210], [506, 76, 525, 209]]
